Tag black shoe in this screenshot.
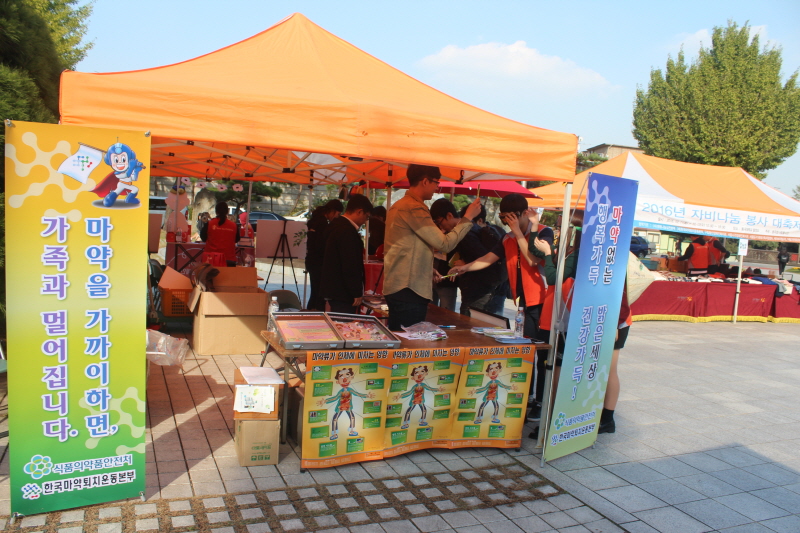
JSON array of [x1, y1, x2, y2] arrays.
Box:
[[528, 427, 539, 440], [598, 419, 615, 434], [526, 403, 542, 422]]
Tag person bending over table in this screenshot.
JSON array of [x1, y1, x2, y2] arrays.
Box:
[[320, 194, 373, 314], [200, 202, 239, 266], [383, 164, 482, 330]]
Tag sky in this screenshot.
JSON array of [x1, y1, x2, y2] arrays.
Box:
[[74, 0, 800, 194]]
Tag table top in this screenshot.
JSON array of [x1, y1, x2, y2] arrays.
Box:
[[261, 304, 550, 362]]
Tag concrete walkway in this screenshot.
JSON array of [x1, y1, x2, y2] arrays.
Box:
[[1, 318, 799, 532]]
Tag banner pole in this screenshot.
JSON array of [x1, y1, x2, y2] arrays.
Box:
[[540, 181, 573, 466], [246, 181, 253, 215], [733, 253, 744, 324]]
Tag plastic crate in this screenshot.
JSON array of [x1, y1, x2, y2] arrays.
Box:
[[161, 288, 192, 317]]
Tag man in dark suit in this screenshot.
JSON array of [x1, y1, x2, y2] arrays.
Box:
[[321, 194, 373, 314]]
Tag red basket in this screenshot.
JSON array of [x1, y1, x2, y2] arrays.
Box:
[[162, 288, 192, 317]]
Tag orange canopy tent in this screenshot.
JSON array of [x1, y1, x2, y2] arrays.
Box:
[[59, 13, 577, 187], [529, 152, 800, 242]]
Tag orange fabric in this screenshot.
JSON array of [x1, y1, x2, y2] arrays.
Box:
[[707, 238, 722, 265], [688, 243, 709, 270], [503, 237, 547, 307], [528, 152, 800, 217], [59, 13, 577, 184], [539, 277, 576, 331]]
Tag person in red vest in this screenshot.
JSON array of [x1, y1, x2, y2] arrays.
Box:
[[201, 202, 240, 266], [678, 236, 710, 276], [705, 236, 730, 274]]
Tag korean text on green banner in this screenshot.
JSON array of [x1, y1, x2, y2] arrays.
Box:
[[6, 122, 150, 514], [543, 173, 638, 462]]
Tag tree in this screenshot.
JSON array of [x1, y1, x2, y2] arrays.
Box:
[[792, 184, 800, 201], [26, 0, 94, 70], [212, 180, 283, 213], [633, 21, 800, 179]]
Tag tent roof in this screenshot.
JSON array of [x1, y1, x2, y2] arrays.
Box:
[[529, 152, 800, 242], [60, 13, 577, 185]]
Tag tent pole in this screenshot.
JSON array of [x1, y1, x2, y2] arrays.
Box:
[[365, 181, 370, 262], [733, 252, 744, 324], [308, 184, 313, 212], [386, 187, 393, 210], [450, 186, 455, 202], [540, 181, 573, 466], [246, 181, 253, 215]]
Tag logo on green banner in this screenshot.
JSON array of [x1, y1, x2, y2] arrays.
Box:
[[416, 427, 433, 440], [458, 398, 476, 410], [311, 365, 332, 381], [433, 409, 450, 420], [504, 407, 522, 418], [506, 393, 524, 405], [391, 363, 408, 377], [385, 417, 401, 428], [363, 401, 382, 414], [308, 410, 329, 424], [488, 425, 506, 438], [362, 417, 382, 429], [310, 426, 330, 439], [391, 430, 407, 446], [386, 403, 402, 415], [507, 357, 522, 368], [466, 374, 484, 387], [313, 382, 333, 397], [319, 441, 338, 457], [433, 360, 450, 370], [347, 438, 365, 453], [462, 425, 480, 438], [510, 372, 527, 383], [457, 412, 475, 421], [359, 362, 378, 374], [365, 378, 384, 390], [437, 374, 455, 385], [389, 379, 408, 392], [434, 394, 450, 407]]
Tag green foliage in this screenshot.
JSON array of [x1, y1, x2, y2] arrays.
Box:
[[452, 194, 471, 213], [576, 152, 608, 173], [0, 0, 64, 116], [633, 21, 800, 178], [212, 180, 283, 211], [792, 184, 800, 201], [0, 64, 57, 155], [26, 0, 94, 70]]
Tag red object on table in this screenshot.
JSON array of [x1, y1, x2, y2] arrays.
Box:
[[364, 261, 384, 294]]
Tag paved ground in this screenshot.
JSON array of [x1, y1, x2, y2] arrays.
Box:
[[1, 284, 799, 532]]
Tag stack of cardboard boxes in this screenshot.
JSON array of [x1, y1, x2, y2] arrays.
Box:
[[233, 368, 281, 466]]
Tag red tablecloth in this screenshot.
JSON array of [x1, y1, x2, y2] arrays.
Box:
[[631, 280, 797, 323], [772, 285, 800, 322]]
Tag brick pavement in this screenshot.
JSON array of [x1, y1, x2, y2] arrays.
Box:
[[1, 316, 798, 532]]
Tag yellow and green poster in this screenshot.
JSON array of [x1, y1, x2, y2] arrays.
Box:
[[5, 121, 150, 514], [302, 349, 390, 468], [450, 346, 533, 449], [383, 347, 463, 456]]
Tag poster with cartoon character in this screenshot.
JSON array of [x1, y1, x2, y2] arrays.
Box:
[[5, 122, 150, 514], [301, 349, 390, 468], [450, 346, 534, 448], [383, 347, 463, 456]]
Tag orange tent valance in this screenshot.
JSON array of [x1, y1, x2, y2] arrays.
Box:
[[60, 13, 577, 185]]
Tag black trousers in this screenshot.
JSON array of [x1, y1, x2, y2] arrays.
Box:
[[385, 289, 429, 331], [327, 299, 357, 314], [307, 265, 323, 310]]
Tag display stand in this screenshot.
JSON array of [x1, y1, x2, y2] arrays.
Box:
[[264, 220, 301, 294]]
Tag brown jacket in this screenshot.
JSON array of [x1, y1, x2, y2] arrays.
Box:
[[383, 192, 472, 300]]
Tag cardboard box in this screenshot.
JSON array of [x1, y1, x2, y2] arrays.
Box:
[[235, 419, 281, 466], [233, 368, 282, 420], [189, 268, 270, 355]]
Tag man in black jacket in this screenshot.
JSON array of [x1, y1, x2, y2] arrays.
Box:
[[321, 194, 373, 314], [430, 199, 503, 316], [306, 200, 344, 310]]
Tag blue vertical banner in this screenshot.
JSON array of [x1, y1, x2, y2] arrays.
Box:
[[543, 173, 638, 462]]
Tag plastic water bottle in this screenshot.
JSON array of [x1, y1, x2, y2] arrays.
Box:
[[268, 296, 280, 333], [515, 307, 525, 338]]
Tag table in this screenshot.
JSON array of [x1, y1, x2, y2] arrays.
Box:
[[631, 280, 796, 322], [165, 242, 255, 275], [260, 304, 550, 444]]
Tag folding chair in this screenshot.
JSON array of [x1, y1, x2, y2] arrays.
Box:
[[270, 289, 303, 311]]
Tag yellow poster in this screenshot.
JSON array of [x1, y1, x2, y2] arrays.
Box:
[[5, 121, 150, 515]]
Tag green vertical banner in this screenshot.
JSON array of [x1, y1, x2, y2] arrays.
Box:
[[543, 173, 638, 462], [5, 122, 150, 514]]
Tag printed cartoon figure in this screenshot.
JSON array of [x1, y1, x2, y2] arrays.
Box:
[[316, 368, 374, 440], [469, 362, 516, 424], [91, 142, 146, 207], [393, 365, 443, 429]]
